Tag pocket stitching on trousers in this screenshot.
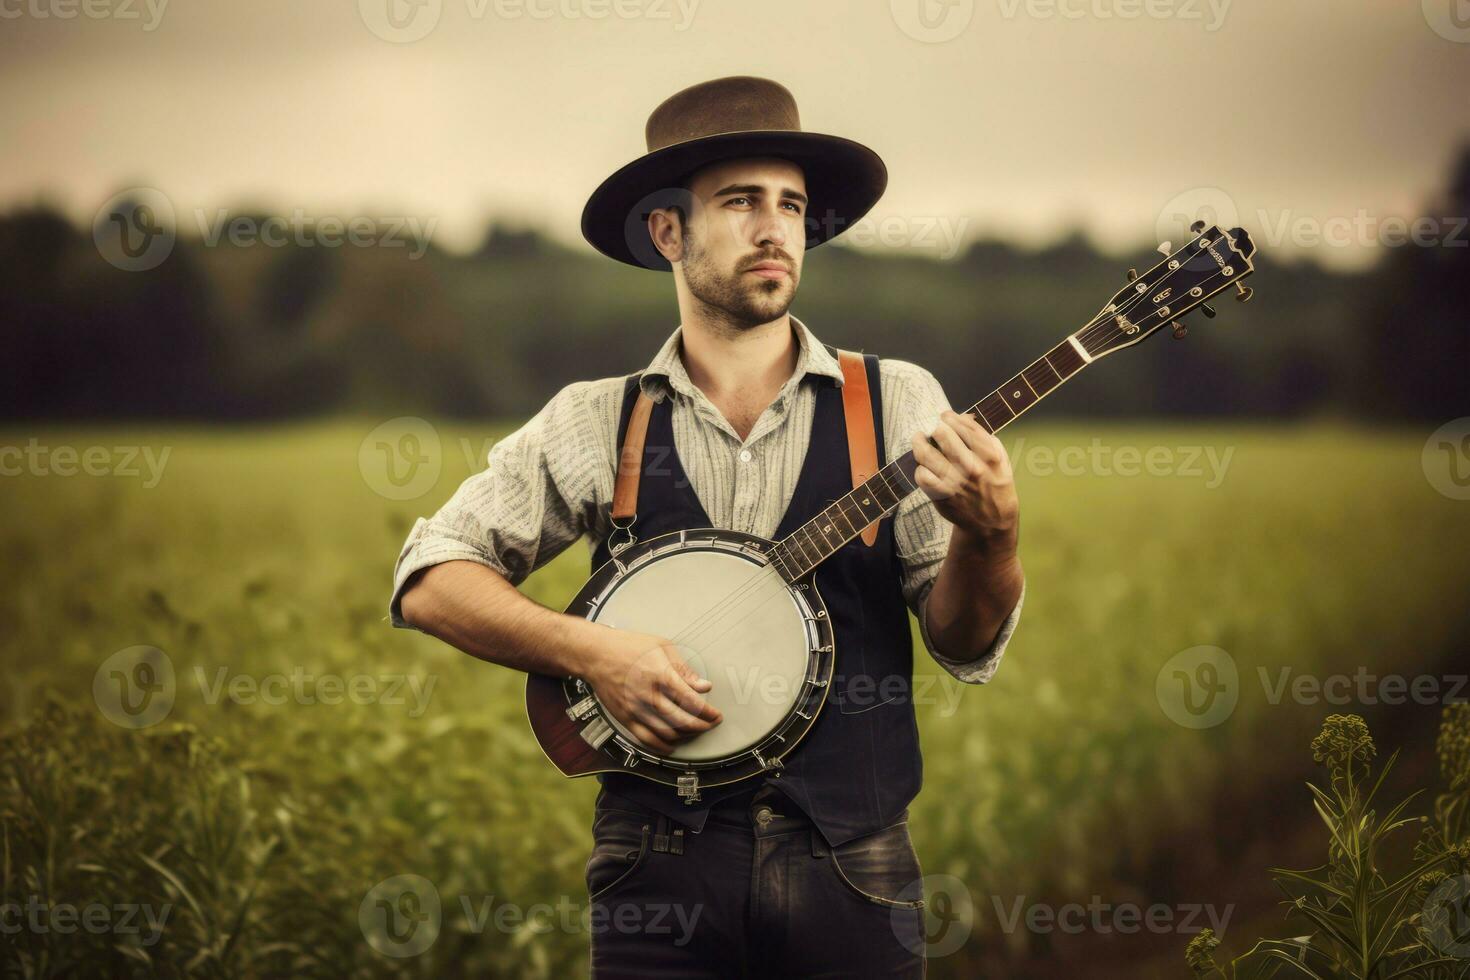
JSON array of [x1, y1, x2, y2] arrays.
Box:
[[587, 821, 651, 903], [825, 827, 926, 910]]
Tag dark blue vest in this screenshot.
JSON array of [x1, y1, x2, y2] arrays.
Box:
[[591, 346, 923, 847]]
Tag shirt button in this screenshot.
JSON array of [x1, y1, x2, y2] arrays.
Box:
[[739, 449, 753, 463]]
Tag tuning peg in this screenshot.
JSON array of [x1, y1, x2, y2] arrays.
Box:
[[1157, 241, 1173, 256], [1189, 220, 1207, 233], [1126, 267, 1139, 282], [1200, 303, 1217, 319], [1234, 282, 1253, 303], [1171, 321, 1188, 339]]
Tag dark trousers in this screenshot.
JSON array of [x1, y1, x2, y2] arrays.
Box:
[[584, 781, 927, 978]]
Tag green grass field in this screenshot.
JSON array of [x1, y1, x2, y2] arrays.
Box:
[[2, 421, 1467, 978]]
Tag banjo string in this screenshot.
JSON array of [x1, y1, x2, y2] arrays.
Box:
[[651, 254, 1235, 659], [666, 469, 909, 655], [667, 466, 906, 650]]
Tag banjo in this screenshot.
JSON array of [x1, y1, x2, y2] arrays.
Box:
[[526, 222, 1257, 803]]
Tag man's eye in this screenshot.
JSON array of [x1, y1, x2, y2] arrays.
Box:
[[726, 196, 751, 207], [782, 202, 802, 213]]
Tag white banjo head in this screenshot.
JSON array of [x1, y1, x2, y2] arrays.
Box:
[[591, 545, 812, 762]]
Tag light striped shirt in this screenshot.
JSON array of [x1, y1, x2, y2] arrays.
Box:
[[389, 315, 1021, 683]]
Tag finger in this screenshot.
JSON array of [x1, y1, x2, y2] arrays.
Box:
[[651, 692, 717, 735], [660, 643, 714, 693], [912, 463, 951, 501], [911, 427, 953, 480], [664, 663, 723, 723], [634, 709, 680, 745], [927, 420, 978, 478], [630, 723, 674, 755], [943, 411, 1004, 462]]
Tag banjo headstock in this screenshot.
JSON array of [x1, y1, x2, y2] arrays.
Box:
[[1080, 224, 1258, 360]]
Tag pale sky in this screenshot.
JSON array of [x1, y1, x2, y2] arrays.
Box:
[[2, 0, 1466, 268]]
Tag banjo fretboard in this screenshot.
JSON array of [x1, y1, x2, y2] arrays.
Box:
[[765, 224, 1257, 585], [766, 334, 1092, 584]]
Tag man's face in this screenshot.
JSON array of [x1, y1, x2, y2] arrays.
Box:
[[669, 156, 808, 327]]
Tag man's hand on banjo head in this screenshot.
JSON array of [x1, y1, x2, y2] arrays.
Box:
[[912, 409, 1021, 554], [585, 628, 724, 755]]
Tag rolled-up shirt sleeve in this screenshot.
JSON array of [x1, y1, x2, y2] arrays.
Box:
[[880, 358, 1023, 685], [388, 380, 609, 629]]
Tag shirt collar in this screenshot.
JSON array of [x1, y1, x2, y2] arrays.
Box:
[[638, 314, 846, 404]]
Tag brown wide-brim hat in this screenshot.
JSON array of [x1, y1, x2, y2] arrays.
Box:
[[581, 75, 888, 272]]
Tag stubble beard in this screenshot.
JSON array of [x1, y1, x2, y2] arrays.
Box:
[[681, 228, 799, 333]]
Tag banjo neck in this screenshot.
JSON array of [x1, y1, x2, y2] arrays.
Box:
[[768, 222, 1262, 584], [767, 331, 1096, 584]]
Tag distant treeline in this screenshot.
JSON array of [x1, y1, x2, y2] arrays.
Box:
[[4, 151, 1466, 423]]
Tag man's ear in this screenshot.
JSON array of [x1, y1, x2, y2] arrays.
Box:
[[647, 207, 685, 265]]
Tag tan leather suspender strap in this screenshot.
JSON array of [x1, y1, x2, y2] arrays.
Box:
[[611, 386, 654, 523], [613, 353, 879, 547], [836, 348, 880, 547]]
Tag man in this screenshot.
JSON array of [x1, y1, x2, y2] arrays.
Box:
[[390, 75, 1024, 978]]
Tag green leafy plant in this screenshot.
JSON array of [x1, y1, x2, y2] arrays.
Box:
[[1186, 707, 1470, 979]]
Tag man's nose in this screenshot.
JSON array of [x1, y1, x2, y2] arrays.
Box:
[[755, 204, 788, 248]]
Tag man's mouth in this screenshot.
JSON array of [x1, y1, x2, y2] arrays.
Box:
[[745, 262, 790, 280]]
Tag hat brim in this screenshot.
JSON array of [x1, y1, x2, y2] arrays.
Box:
[[580, 131, 888, 271]]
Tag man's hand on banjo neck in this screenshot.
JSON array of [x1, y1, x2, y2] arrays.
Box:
[[399, 559, 722, 755]]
